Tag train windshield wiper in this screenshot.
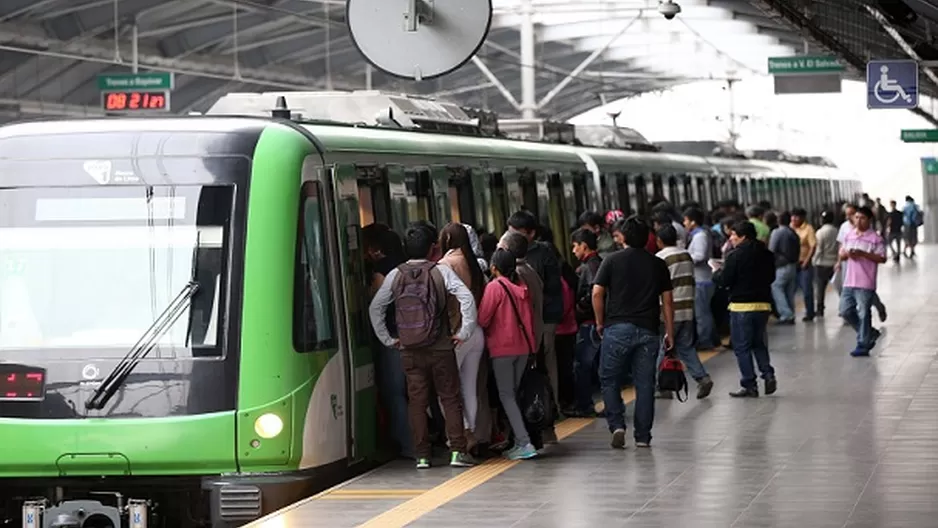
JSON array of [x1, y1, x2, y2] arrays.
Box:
[[85, 280, 201, 411]]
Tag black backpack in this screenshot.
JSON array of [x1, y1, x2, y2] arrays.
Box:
[[657, 356, 689, 402]]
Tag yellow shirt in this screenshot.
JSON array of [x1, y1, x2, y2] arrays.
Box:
[[794, 223, 817, 264]]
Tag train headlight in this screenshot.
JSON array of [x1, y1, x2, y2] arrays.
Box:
[[254, 413, 284, 439]]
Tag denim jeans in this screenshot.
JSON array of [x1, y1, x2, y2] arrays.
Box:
[[796, 265, 815, 318], [840, 287, 876, 352], [729, 311, 775, 390], [599, 323, 657, 443], [814, 265, 835, 315], [376, 344, 414, 458], [695, 281, 717, 348], [657, 320, 708, 381], [574, 324, 601, 413], [771, 263, 797, 321]]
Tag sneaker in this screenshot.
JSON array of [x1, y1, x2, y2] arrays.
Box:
[[764, 377, 777, 395], [696, 376, 714, 399], [505, 443, 538, 460], [729, 387, 758, 398], [450, 451, 477, 468], [416, 458, 430, 469], [635, 441, 651, 448], [850, 348, 870, 357], [611, 428, 626, 449]]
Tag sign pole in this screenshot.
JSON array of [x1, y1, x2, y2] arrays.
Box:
[[131, 20, 139, 74]]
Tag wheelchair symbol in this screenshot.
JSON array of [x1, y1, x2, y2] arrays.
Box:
[[874, 65, 912, 104]]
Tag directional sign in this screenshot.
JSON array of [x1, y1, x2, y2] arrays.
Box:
[[901, 129, 938, 142], [923, 157, 938, 176], [867, 59, 919, 109], [97, 72, 173, 91], [768, 55, 844, 75]]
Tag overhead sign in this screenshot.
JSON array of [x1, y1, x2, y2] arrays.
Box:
[[97, 72, 173, 91], [767, 55, 844, 75], [867, 60, 918, 109], [769, 55, 843, 95], [901, 129, 938, 142], [97, 72, 173, 113]]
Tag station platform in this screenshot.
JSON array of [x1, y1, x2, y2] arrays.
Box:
[[251, 250, 938, 528]]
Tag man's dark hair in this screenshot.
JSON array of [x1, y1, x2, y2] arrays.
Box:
[[791, 207, 807, 218], [501, 231, 529, 260], [757, 200, 772, 210], [746, 205, 765, 219], [578, 211, 604, 228], [656, 224, 678, 247], [905, 195, 914, 202], [889, 199, 897, 206], [652, 211, 672, 228], [508, 210, 538, 232], [683, 207, 705, 226], [571, 228, 598, 250], [857, 206, 874, 219], [820, 210, 834, 225], [612, 215, 650, 249], [731, 220, 757, 240], [778, 211, 792, 226], [680, 201, 701, 213], [403, 224, 434, 259], [410, 219, 438, 241]]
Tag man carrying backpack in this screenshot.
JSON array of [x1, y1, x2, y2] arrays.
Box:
[[369, 223, 479, 470]]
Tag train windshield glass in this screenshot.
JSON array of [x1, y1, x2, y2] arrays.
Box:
[[0, 185, 231, 358]]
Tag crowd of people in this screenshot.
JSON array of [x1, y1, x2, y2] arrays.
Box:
[[362, 192, 923, 469]]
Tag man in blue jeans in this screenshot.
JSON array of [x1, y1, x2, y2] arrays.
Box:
[[592, 216, 675, 449], [570, 228, 603, 417], [839, 206, 886, 356], [713, 221, 778, 397]]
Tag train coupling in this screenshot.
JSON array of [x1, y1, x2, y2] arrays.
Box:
[[22, 498, 150, 528]]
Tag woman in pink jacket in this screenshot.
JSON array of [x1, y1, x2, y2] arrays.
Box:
[[477, 248, 538, 460]]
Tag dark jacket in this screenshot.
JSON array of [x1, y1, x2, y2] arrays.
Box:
[[713, 239, 775, 304], [526, 240, 564, 324], [574, 252, 602, 323], [768, 225, 800, 268]]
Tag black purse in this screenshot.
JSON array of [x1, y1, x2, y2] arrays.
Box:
[[658, 356, 689, 402]]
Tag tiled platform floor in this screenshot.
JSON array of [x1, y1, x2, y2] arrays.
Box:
[[254, 249, 938, 528]]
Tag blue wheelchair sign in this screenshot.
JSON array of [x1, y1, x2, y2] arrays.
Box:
[[867, 60, 919, 109]]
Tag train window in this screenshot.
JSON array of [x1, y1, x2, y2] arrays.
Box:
[[573, 173, 589, 216], [652, 173, 665, 202], [294, 181, 336, 352], [667, 176, 680, 205], [449, 168, 475, 226], [616, 174, 632, 215], [633, 175, 648, 216], [708, 179, 718, 210], [695, 177, 706, 208], [519, 170, 538, 216]]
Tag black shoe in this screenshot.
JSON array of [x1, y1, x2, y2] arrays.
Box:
[[817, 310, 824, 318], [696, 376, 714, 399], [764, 377, 777, 395], [877, 305, 887, 323], [802, 316, 814, 322], [729, 387, 759, 398]]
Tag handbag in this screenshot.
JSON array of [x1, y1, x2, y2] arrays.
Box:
[[657, 355, 689, 402]]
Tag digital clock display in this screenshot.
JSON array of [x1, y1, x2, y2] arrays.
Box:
[[0, 364, 46, 401], [102, 90, 170, 112]]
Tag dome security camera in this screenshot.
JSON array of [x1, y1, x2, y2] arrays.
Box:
[[658, 0, 681, 20]]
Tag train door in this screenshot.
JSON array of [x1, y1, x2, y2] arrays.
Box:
[[503, 166, 523, 215], [429, 165, 452, 226], [632, 175, 648, 217], [488, 170, 509, 235], [357, 165, 407, 233], [695, 176, 707, 207], [534, 171, 551, 227], [573, 172, 590, 218], [547, 173, 574, 261], [668, 175, 681, 205], [450, 167, 477, 226], [296, 162, 370, 469]]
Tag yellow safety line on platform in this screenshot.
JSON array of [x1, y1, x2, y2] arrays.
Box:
[[355, 347, 725, 528]]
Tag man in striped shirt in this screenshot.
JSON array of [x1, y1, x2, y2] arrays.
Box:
[[655, 224, 714, 399]]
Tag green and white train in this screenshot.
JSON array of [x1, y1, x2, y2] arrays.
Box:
[[0, 91, 860, 528]]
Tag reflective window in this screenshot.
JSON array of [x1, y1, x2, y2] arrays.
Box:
[[294, 181, 336, 352], [0, 185, 230, 358]]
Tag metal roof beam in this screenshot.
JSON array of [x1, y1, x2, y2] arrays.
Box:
[[35, 0, 113, 20], [0, 19, 345, 89]]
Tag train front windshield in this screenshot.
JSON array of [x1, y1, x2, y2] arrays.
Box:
[[0, 185, 231, 359]]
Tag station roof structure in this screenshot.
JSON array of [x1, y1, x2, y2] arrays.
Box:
[[0, 0, 935, 123]]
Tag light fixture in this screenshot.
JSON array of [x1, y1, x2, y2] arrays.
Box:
[[254, 413, 284, 439]]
